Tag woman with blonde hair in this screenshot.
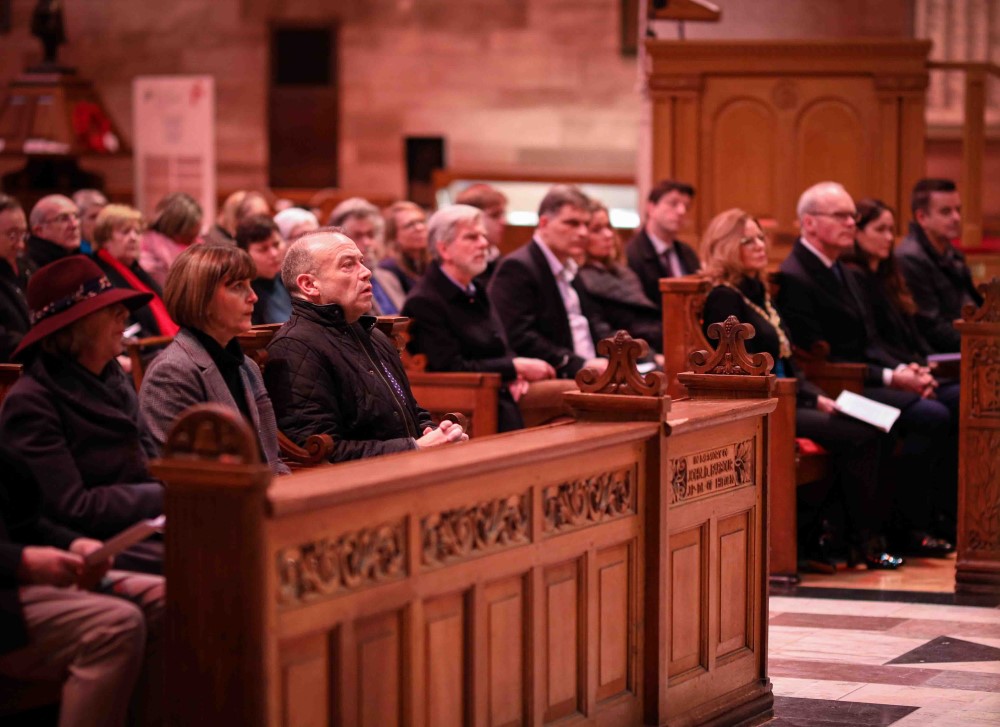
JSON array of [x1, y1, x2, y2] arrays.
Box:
[[701, 208, 900, 570]]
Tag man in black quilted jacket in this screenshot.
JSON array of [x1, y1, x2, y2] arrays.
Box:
[[265, 229, 468, 462]]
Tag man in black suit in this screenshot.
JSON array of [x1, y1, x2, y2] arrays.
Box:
[[777, 181, 955, 555], [625, 179, 701, 309], [489, 185, 611, 379], [402, 204, 555, 431], [26, 194, 82, 269], [896, 178, 982, 352], [0, 195, 32, 362]]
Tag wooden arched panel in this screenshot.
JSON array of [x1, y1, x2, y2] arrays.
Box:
[[710, 99, 777, 218], [795, 99, 867, 198]]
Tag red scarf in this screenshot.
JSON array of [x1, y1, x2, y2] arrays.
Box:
[[97, 249, 179, 337]]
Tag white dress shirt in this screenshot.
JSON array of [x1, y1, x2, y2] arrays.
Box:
[[534, 239, 596, 361], [647, 228, 686, 277]]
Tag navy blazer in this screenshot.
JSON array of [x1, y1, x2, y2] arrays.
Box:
[[488, 240, 612, 379], [625, 228, 701, 309]]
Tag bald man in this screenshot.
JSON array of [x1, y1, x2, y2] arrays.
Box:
[[27, 194, 82, 268], [265, 229, 467, 462]]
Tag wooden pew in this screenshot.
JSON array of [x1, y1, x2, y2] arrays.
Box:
[[955, 278, 1000, 595], [660, 275, 863, 581], [0, 363, 21, 405], [154, 327, 777, 727]]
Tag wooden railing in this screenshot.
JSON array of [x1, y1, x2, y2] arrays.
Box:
[[927, 61, 1000, 251], [153, 328, 777, 726]]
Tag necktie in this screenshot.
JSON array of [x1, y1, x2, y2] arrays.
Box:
[[831, 262, 846, 286]]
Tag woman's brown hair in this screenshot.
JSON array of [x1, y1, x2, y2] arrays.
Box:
[[164, 244, 255, 330]]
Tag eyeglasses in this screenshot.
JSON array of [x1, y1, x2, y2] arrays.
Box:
[[739, 233, 767, 246], [808, 210, 856, 223], [1, 228, 29, 244], [42, 212, 80, 225]]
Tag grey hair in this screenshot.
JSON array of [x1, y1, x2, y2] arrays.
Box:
[[426, 204, 483, 262], [72, 188, 108, 212], [796, 181, 848, 220], [328, 197, 381, 227], [29, 194, 74, 229], [280, 227, 347, 295]]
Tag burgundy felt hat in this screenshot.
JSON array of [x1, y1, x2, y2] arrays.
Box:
[[12, 256, 153, 360]]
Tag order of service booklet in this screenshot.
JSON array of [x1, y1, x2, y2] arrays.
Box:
[[84, 515, 166, 567], [834, 390, 902, 433]]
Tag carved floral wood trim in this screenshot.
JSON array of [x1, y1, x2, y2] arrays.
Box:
[[962, 279, 1000, 323], [965, 430, 1000, 552], [277, 519, 406, 606], [688, 316, 773, 376], [670, 438, 755, 504], [576, 330, 667, 396], [542, 467, 637, 535], [421, 493, 529, 567], [969, 340, 1000, 419]]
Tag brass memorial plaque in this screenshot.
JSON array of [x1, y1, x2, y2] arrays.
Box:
[[670, 439, 755, 504]]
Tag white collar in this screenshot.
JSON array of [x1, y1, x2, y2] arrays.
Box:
[[646, 227, 673, 256], [534, 238, 578, 281], [798, 236, 838, 269]]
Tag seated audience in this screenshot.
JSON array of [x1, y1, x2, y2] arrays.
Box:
[[626, 179, 700, 308], [776, 181, 955, 556], [701, 208, 900, 569], [266, 230, 468, 461], [489, 185, 611, 379], [0, 195, 32, 362], [402, 204, 555, 432], [0, 257, 164, 573], [378, 200, 430, 294], [896, 178, 982, 353], [454, 182, 507, 283], [27, 194, 82, 269], [203, 190, 246, 246], [578, 199, 663, 352], [0, 443, 165, 727], [72, 188, 108, 255], [91, 204, 179, 339], [274, 206, 319, 243], [329, 197, 406, 315], [139, 245, 289, 475], [140, 192, 203, 287], [236, 215, 291, 325]]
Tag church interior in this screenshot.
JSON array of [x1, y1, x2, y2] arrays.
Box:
[[0, 1, 999, 725]]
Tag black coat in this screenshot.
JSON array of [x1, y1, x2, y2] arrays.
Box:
[[577, 261, 663, 352], [402, 261, 523, 431], [0, 257, 31, 363], [776, 239, 897, 386], [624, 228, 701, 310], [90, 253, 168, 338], [266, 299, 435, 462], [0, 443, 85, 654], [26, 234, 75, 269], [0, 353, 163, 572], [844, 263, 932, 366], [896, 222, 982, 353], [488, 240, 613, 379]]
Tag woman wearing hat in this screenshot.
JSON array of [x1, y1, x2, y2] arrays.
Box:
[[0, 256, 164, 574], [139, 244, 290, 475]]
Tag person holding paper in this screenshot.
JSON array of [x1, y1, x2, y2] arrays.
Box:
[[0, 443, 164, 727], [700, 208, 902, 569], [0, 257, 164, 574], [776, 182, 955, 556]]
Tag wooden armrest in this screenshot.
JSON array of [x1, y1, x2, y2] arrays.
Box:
[[125, 335, 174, 390], [791, 342, 866, 396], [278, 432, 334, 469], [440, 412, 469, 431]]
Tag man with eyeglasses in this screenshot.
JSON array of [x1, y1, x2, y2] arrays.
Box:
[[777, 181, 956, 558], [27, 194, 82, 269], [0, 195, 33, 362]]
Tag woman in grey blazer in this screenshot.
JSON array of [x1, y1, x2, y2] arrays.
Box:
[[139, 244, 290, 475]]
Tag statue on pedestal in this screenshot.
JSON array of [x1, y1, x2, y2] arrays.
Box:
[[30, 0, 66, 67]]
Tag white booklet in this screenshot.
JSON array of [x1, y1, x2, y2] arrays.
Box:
[[84, 515, 166, 567], [834, 391, 902, 433]]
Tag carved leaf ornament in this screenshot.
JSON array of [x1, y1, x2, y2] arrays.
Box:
[[688, 316, 773, 376], [966, 431, 1000, 552], [962, 278, 1000, 323], [421, 494, 529, 566], [542, 468, 636, 534], [576, 330, 667, 396]]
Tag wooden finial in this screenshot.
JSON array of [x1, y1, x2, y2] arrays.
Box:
[[688, 316, 773, 376], [576, 330, 667, 396], [163, 403, 261, 464], [962, 278, 1000, 323]]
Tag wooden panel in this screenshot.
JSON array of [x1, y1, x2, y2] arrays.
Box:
[[485, 577, 525, 727], [717, 510, 752, 659], [355, 611, 402, 727], [795, 99, 867, 198], [710, 99, 776, 218], [424, 594, 466, 727], [596, 543, 632, 702], [669, 525, 706, 677], [281, 635, 329, 727], [543, 560, 581, 722]]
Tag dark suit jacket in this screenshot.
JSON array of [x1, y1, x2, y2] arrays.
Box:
[[625, 228, 701, 309], [26, 234, 75, 269], [0, 258, 31, 363], [488, 240, 612, 379], [403, 261, 523, 431], [776, 239, 896, 386]]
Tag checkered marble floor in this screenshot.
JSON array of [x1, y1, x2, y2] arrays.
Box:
[[768, 594, 1000, 725]]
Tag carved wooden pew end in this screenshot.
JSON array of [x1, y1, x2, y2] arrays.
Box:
[[679, 316, 776, 399]]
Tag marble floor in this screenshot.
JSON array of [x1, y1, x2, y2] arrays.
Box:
[[767, 555, 1000, 726]]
